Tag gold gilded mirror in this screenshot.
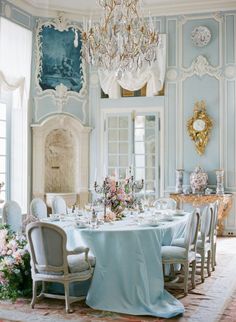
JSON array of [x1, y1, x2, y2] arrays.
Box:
[[187, 100, 213, 155]]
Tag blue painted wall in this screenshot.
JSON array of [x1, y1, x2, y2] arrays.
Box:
[[1, 0, 236, 232]]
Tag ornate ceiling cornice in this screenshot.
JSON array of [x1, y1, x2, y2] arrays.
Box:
[[7, 0, 236, 19]]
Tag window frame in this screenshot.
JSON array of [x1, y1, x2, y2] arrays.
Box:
[[0, 91, 12, 203]]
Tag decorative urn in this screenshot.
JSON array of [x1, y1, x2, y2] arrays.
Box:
[[190, 166, 208, 194]]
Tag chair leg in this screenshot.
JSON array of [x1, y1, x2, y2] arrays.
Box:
[[211, 246, 215, 271], [37, 281, 46, 300], [191, 260, 196, 289], [214, 243, 217, 266], [64, 282, 72, 313], [31, 280, 37, 309], [207, 250, 211, 277], [42, 281, 46, 293], [170, 264, 175, 280], [162, 264, 165, 277], [201, 252, 205, 283], [183, 263, 189, 296]]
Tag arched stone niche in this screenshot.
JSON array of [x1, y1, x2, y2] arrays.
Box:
[[45, 128, 75, 193], [31, 115, 91, 208]]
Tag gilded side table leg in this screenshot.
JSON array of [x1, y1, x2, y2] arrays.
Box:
[[176, 198, 181, 210], [217, 198, 233, 236]]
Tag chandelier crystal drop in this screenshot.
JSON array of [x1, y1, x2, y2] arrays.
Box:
[[82, 0, 159, 80]]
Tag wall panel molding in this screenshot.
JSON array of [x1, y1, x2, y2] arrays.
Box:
[[166, 18, 178, 68], [224, 193, 236, 235], [165, 82, 178, 191], [178, 12, 223, 69], [225, 80, 236, 189]]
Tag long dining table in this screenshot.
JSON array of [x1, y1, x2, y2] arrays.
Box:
[[52, 211, 189, 318]]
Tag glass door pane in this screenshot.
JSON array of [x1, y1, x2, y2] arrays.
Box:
[[106, 115, 130, 179], [134, 114, 159, 196]]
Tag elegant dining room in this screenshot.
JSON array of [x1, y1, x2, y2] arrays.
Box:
[[0, 0, 236, 321]]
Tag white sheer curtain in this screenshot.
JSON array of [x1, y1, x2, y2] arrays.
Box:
[[0, 17, 32, 212], [98, 34, 166, 98]]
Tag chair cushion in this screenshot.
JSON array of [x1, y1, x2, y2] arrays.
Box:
[[162, 246, 187, 259], [171, 238, 184, 247], [67, 254, 95, 273], [161, 246, 195, 262]]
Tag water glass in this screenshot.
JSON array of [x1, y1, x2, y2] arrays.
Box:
[[90, 214, 98, 229]]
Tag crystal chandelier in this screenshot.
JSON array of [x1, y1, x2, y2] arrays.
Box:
[[82, 0, 159, 80]]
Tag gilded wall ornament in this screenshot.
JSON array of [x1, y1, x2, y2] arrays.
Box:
[[187, 100, 213, 155]]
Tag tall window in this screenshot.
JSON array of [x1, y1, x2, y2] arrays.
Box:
[[0, 18, 32, 212], [105, 111, 160, 196], [0, 102, 7, 202]]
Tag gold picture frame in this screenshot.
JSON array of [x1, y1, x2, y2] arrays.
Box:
[[187, 100, 213, 155]]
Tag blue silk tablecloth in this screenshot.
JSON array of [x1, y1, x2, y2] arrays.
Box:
[[62, 215, 188, 318]]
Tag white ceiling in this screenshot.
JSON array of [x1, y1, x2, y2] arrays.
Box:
[[9, 0, 236, 18]]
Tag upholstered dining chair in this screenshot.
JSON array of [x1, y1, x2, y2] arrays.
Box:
[[26, 222, 95, 313], [30, 198, 47, 220], [161, 210, 200, 295], [196, 205, 214, 282], [2, 200, 22, 233], [172, 205, 214, 281], [153, 197, 177, 210], [51, 196, 67, 215]]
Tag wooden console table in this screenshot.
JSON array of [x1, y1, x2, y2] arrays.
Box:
[[170, 193, 233, 236]]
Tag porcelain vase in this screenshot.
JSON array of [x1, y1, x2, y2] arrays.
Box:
[[190, 166, 208, 194]]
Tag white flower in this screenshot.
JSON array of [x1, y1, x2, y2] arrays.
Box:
[[13, 269, 20, 275], [4, 257, 15, 267]]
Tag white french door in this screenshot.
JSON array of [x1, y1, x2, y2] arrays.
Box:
[[104, 110, 161, 197]]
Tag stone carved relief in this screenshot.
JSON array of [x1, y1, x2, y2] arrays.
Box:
[[166, 69, 178, 81], [191, 26, 211, 48], [45, 128, 75, 193], [224, 65, 236, 79], [181, 55, 222, 80]]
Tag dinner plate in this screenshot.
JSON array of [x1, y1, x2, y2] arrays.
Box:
[[76, 223, 89, 229], [160, 217, 174, 222], [141, 222, 160, 227]]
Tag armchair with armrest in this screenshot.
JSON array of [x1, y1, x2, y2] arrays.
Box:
[[26, 222, 95, 313]]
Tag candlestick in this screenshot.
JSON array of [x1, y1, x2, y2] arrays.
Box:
[[216, 169, 224, 194]]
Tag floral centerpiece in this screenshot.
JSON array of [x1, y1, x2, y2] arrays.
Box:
[[95, 174, 143, 220], [0, 225, 32, 300], [105, 176, 132, 218]]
